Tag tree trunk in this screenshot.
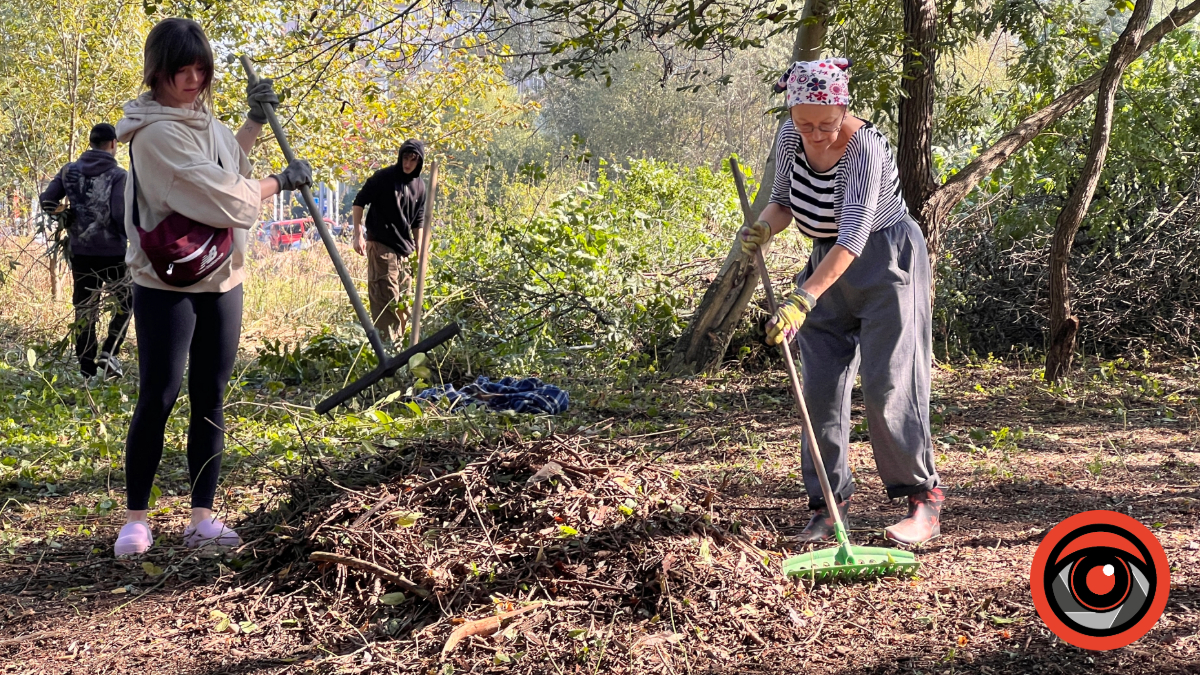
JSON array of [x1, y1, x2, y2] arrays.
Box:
[[1044, 0, 1153, 381], [897, 0, 938, 243], [666, 0, 834, 375]]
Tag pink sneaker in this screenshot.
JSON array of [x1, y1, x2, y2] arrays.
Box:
[[183, 518, 241, 550], [115, 521, 153, 557]]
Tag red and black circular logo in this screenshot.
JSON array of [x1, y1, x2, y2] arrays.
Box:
[[1031, 510, 1170, 650]]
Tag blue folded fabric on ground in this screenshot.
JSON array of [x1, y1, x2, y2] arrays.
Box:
[[415, 376, 569, 415]]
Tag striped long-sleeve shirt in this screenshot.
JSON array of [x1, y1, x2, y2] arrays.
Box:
[[769, 118, 908, 256]]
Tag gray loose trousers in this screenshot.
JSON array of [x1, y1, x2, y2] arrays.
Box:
[[794, 216, 939, 510]]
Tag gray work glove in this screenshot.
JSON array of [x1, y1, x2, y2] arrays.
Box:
[[246, 78, 279, 124], [273, 159, 313, 192]]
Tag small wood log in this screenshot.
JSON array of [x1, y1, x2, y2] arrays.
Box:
[[441, 600, 591, 658], [0, 630, 63, 647], [441, 603, 545, 658]]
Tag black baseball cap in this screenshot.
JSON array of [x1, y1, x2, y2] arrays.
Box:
[[89, 123, 117, 145]]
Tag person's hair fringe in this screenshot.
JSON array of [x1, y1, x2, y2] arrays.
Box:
[[142, 18, 215, 112]]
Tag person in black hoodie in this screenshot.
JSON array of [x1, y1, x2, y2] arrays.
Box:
[[40, 123, 131, 379], [350, 139, 426, 342]]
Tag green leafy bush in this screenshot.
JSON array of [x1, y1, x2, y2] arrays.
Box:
[[422, 157, 743, 376]]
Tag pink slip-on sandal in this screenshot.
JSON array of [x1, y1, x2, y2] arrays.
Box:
[[183, 518, 241, 550], [114, 521, 153, 557]]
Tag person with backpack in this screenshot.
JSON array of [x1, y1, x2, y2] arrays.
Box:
[[112, 18, 312, 556], [39, 123, 131, 379], [350, 140, 426, 342]]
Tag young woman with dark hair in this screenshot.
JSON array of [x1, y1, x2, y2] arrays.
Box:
[[113, 18, 312, 556]]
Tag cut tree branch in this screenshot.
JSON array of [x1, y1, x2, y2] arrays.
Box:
[[309, 551, 431, 599]]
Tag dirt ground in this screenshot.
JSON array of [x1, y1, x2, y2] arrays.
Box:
[[2, 359, 1199, 674]]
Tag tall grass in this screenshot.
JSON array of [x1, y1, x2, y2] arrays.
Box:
[[0, 232, 366, 354]]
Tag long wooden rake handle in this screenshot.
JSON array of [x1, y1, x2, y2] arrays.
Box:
[[239, 56, 389, 362], [728, 158, 846, 529], [409, 160, 440, 348]]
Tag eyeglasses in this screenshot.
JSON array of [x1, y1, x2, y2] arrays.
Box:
[[796, 113, 846, 135]]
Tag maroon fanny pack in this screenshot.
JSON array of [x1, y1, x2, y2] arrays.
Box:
[[130, 141, 233, 287]]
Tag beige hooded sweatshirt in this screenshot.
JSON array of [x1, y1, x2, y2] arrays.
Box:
[[116, 92, 260, 293]]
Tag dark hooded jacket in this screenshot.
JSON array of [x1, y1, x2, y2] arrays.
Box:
[[352, 139, 426, 256], [39, 149, 128, 258]]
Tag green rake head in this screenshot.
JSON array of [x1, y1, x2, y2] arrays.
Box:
[[783, 523, 920, 582]]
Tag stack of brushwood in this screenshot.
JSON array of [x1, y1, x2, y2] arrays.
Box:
[[938, 186, 1200, 359], [223, 431, 871, 671]]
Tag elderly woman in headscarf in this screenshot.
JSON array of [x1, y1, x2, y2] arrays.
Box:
[[740, 59, 943, 545]]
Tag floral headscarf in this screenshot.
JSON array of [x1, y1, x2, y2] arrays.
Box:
[[772, 59, 852, 107]]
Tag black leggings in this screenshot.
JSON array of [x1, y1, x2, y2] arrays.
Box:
[[124, 284, 243, 510]]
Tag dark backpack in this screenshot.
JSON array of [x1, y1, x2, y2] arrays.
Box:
[[61, 162, 124, 257]]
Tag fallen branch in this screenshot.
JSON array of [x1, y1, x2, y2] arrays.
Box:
[[442, 603, 545, 658], [546, 578, 628, 592], [559, 462, 610, 477], [309, 551, 430, 599], [0, 630, 63, 647], [408, 462, 490, 495], [200, 582, 262, 606], [729, 607, 767, 646], [350, 492, 396, 529], [441, 600, 591, 658]]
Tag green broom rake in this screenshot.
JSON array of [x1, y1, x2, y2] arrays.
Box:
[[728, 158, 918, 583]]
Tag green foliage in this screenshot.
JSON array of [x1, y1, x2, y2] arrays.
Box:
[[165, 0, 536, 181], [960, 426, 1027, 479], [0, 0, 150, 217], [423, 157, 742, 375], [0, 0, 529, 221], [814, 0, 1121, 139], [247, 327, 379, 387], [0, 359, 128, 489], [936, 29, 1200, 358], [531, 43, 788, 169], [972, 29, 1200, 240]]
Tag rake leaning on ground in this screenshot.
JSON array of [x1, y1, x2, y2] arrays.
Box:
[[727, 156, 920, 582]]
